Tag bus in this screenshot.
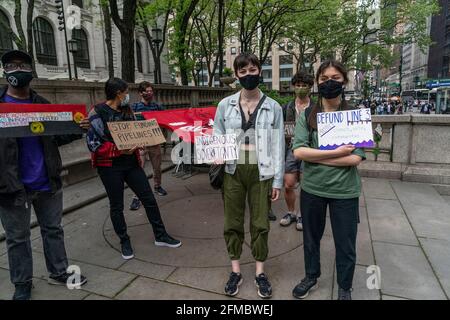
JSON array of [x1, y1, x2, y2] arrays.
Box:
[[401, 89, 435, 105], [436, 86, 450, 114]]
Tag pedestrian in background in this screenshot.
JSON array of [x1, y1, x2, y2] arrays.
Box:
[[292, 60, 366, 300], [129, 81, 168, 212], [279, 71, 315, 231]]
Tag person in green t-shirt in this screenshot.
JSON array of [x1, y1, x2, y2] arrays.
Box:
[[291, 60, 366, 301]]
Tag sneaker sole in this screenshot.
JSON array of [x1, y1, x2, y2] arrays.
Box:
[[293, 283, 318, 299], [122, 253, 135, 260], [225, 278, 243, 297], [48, 277, 88, 287], [154, 241, 182, 248], [254, 280, 272, 299]]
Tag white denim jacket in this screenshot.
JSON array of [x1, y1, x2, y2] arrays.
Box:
[[213, 90, 285, 189]]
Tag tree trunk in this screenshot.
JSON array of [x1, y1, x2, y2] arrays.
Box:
[[176, 0, 199, 85], [101, 2, 115, 78], [13, 0, 26, 51], [109, 0, 137, 83], [217, 0, 224, 86]]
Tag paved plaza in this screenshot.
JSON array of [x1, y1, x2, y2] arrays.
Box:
[[1, 160, 450, 300]]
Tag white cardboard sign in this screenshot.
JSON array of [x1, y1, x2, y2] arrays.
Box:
[[317, 108, 374, 150], [195, 134, 239, 164]]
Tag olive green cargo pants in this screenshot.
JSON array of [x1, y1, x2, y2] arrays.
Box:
[[223, 151, 272, 262]]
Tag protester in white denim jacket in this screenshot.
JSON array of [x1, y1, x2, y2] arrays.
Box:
[[213, 90, 285, 189]]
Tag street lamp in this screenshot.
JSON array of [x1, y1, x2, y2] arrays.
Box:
[[151, 26, 162, 84], [68, 39, 78, 80], [55, 0, 72, 80]]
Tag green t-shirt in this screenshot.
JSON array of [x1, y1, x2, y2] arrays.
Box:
[[292, 111, 366, 199]]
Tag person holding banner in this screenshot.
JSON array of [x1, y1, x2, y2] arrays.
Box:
[[213, 53, 285, 299], [86, 78, 181, 262], [279, 71, 315, 231], [0, 50, 88, 300], [129, 81, 168, 212], [291, 60, 366, 300]]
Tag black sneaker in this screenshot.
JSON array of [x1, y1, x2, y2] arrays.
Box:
[[338, 287, 352, 300], [296, 216, 303, 231], [155, 186, 168, 196], [48, 272, 88, 287], [292, 277, 318, 299], [121, 239, 134, 260], [129, 197, 141, 210], [280, 213, 296, 226], [224, 272, 243, 296], [268, 209, 277, 221], [12, 282, 33, 300], [155, 234, 182, 248], [255, 273, 272, 299]]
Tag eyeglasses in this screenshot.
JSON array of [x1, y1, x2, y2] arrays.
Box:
[[3, 62, 33, 73]]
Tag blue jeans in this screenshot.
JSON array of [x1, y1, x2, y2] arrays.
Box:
[[300, 189, 359, 290], [0, 189, 68, 285]]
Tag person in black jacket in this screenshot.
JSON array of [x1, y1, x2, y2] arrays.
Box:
[[0, 50, 89, 300]]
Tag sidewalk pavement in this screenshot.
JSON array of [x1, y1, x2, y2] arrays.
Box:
[[1, 169, 450, 300]]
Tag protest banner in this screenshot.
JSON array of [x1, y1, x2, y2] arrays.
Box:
[[317, 108, 374, 150], [0, 103, 86, 137], [107, 119, 166, 150], [195, 134, 239, 164], [141, 107, 216, 143]]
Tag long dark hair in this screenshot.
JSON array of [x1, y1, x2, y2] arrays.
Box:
[[308, 60, 351, 129], [104, 77, 133, 116]]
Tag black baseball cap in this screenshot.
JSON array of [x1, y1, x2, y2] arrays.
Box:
[[1, 50, 32, 65]]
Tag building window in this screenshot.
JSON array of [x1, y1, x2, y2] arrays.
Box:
[[72, 28, 90, 69], [0, 10, 13, 58], [279, 68, 293, 79], [279, 55, 293, 65], [72, 0, 83, 9], [33, 17, 57, 66], [262, 69, 272, 79], [231, 47, 236, 55], [136, 40, 143, 73]]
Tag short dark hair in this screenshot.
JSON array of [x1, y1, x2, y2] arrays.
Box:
[[233, 52, 261, 75], [291, 71, 314, 86], [105, 77, 128, 100], [138, 81, 153, 93]]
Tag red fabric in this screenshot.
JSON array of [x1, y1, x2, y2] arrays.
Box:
[[141, 107, 217, 143], [0, 103, 87, 117], [91, 141, 142, 168]]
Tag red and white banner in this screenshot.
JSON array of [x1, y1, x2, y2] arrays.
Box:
[[141, 107, 217, 143], [0, 103, 87, 137]]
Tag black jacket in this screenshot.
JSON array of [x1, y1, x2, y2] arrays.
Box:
[[0, 85, 82, 205]]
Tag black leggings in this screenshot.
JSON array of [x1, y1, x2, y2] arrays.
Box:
[[98, 160, 167, 243]]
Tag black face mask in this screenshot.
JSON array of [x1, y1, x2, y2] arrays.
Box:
[[238, 74, 260, 90], [318, 79, 344, 99], [5, 71, 33, 88]]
